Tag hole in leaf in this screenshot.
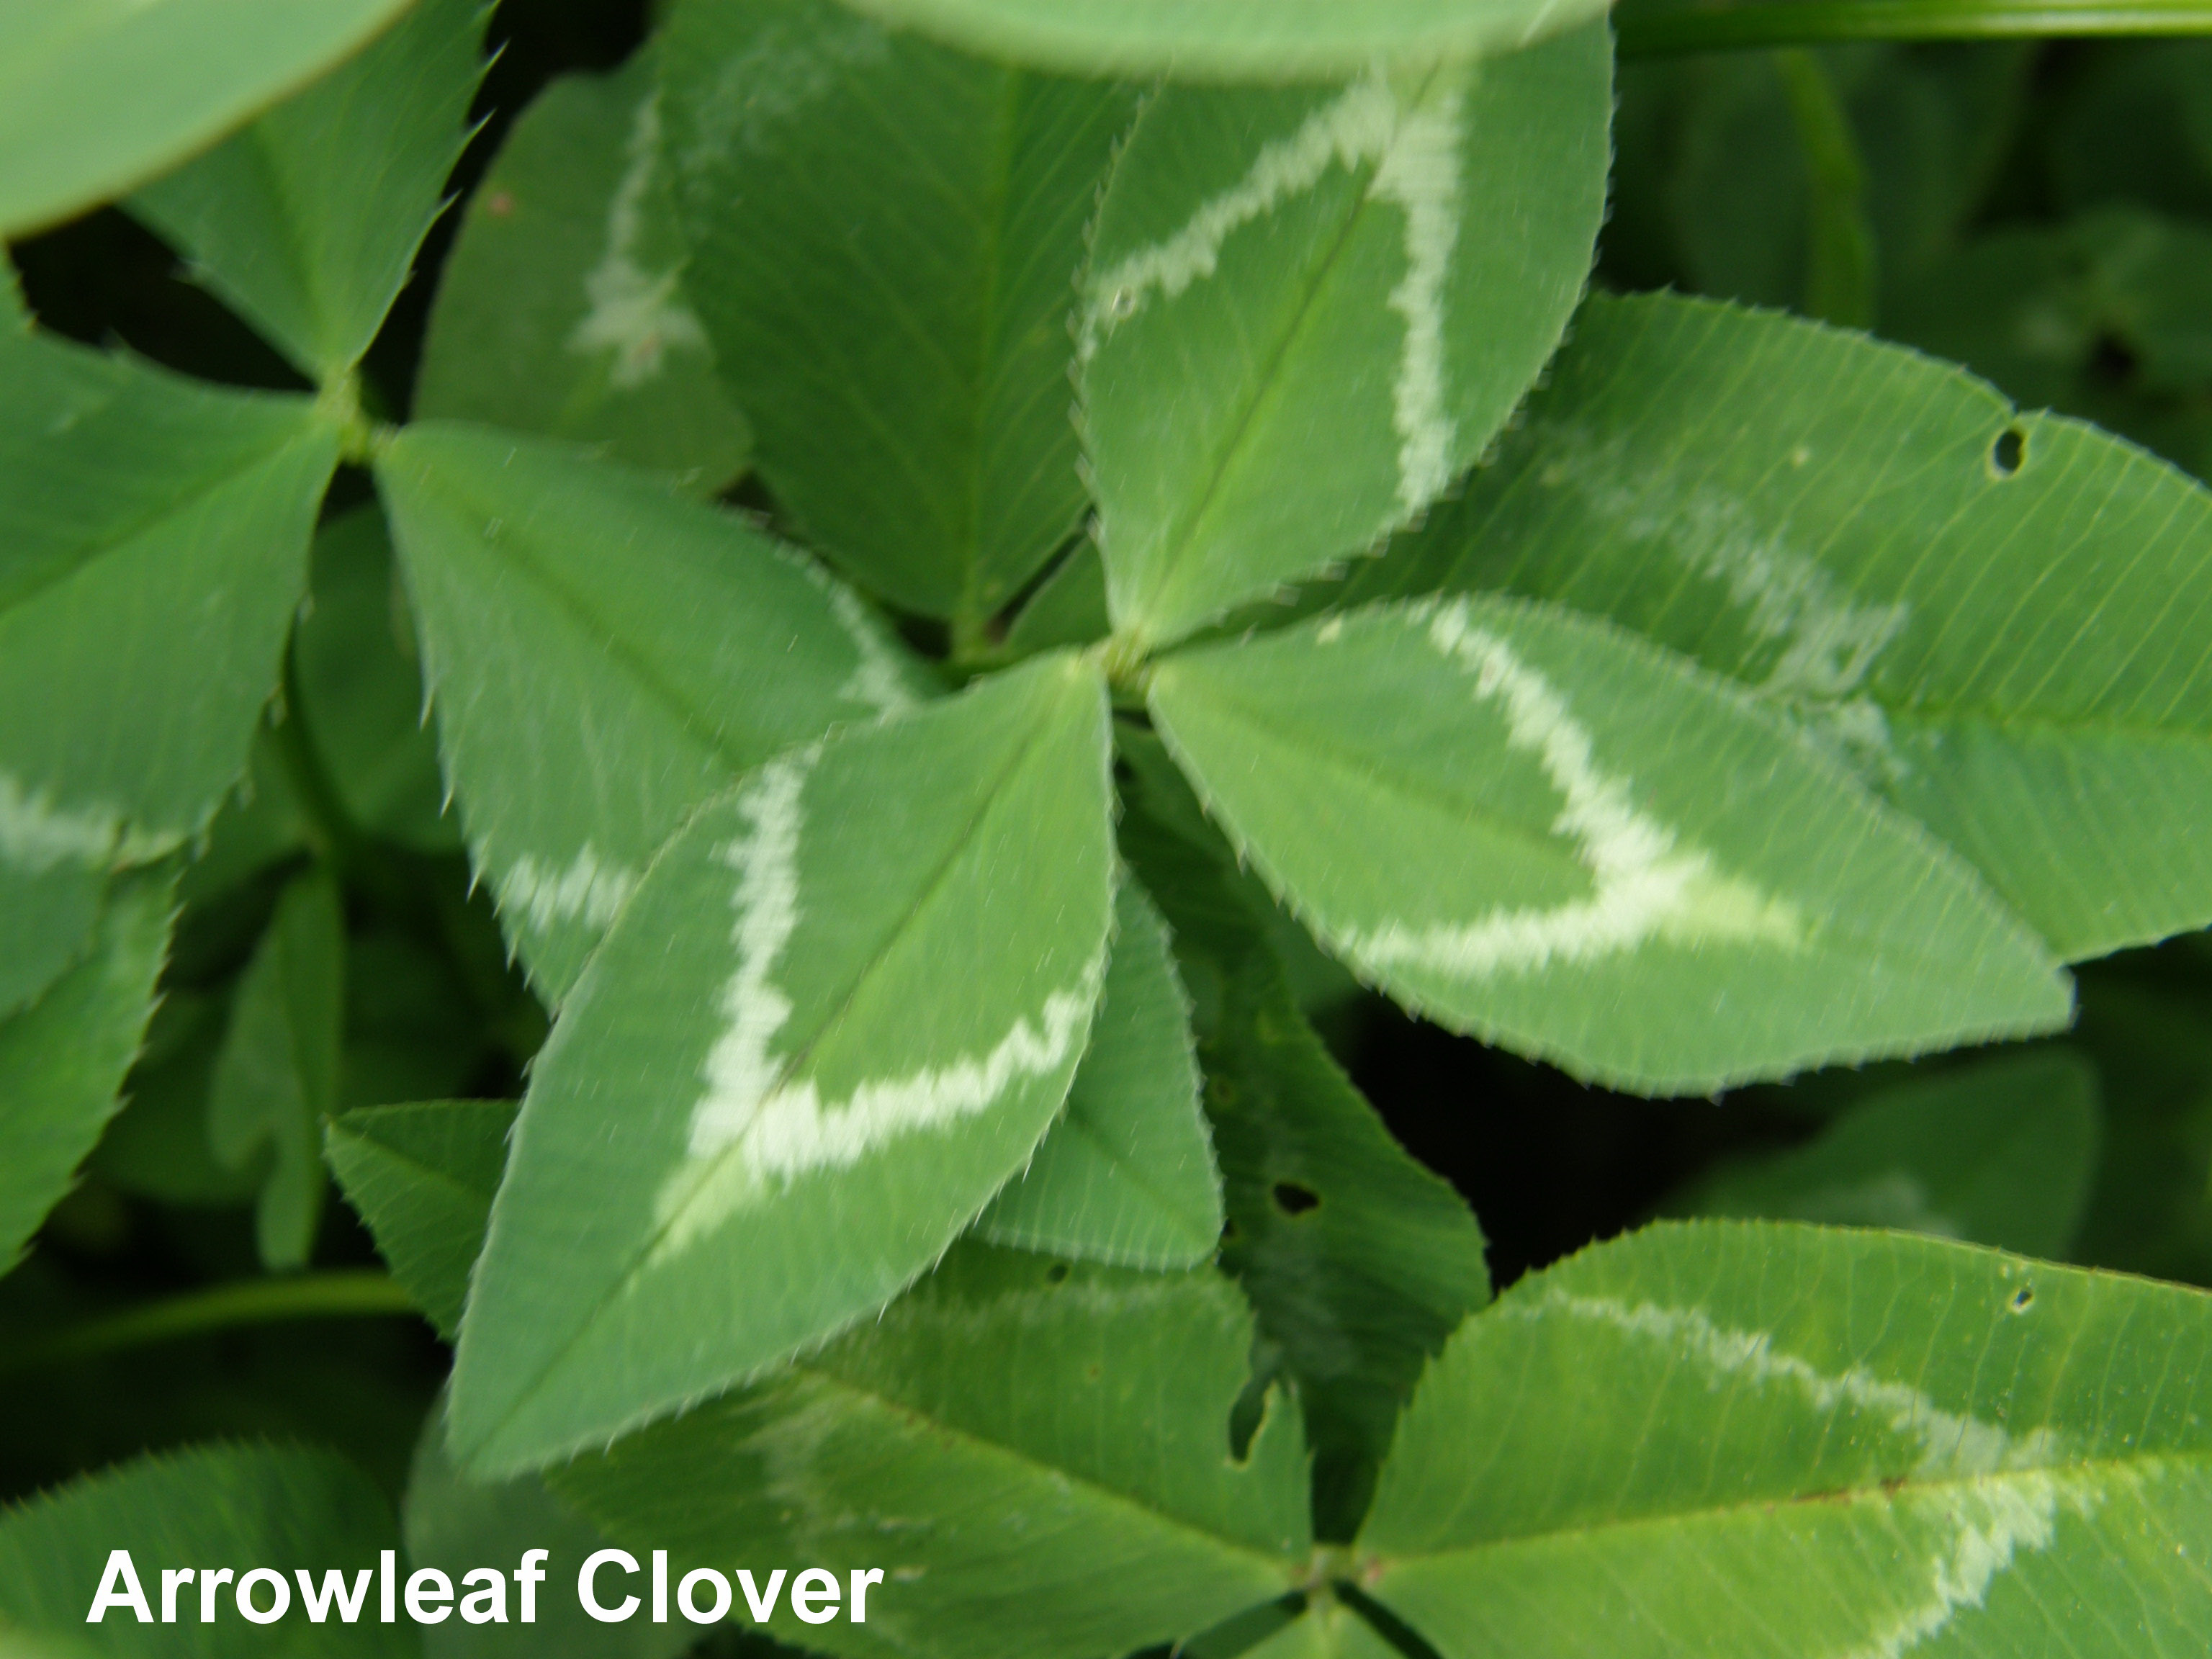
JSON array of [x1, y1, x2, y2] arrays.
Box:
[[1990, 426, 2026, 477], [2010, 1285, 2034, 1313], [1045, 1263, 1070, 1284], [1272, 1180, 1321, 1216]]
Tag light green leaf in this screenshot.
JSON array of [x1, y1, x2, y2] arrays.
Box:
[[1376, 292, 2212, 962], [832, 0, 1612, 81], [0, 0, 419, 239], [0, 331, 336, 871], [976, 882, 1221, 1269], [0, 1442, 409, 1656], [1082, 28, 1609, 651], [1678, 1050, 2102, 1260], [375, 422, 932, 1002], [449, 656, 1115, 1475], [1148, 594, 2072, 1094], [661, 0, 1141, 621], [1232, 1602, 1402, 1659], [1359, 1220, 2212, 1659], [1005, 543, 1110, 657], [0, 868, 171, 1274], [554, 1246, 1311, 1659], [210, 868, 345, 1270], [326, 1100, 513, 1340], [416, 48, 750, 494], [293, 507, 458, 853], [130, 0, 486, 382], [1123, 793, 1485, 1541], [404, 1392, 690, 1659]]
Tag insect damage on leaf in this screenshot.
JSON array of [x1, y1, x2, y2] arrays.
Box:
[[1344, 597, 1804, 979], [1084, 70, 1471, 516]]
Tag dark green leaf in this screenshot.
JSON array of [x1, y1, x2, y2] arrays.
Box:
[[661, 0, 1142, 620], [130, 0, 487, 381], [326, 1100, 514, 1340], [416, 47, 751, 493], [554, 1246, 1312, 1659], [1676, 1049, 2101, 1259], [0, 868, 172, 1273], [210, 868, 344, 1269]]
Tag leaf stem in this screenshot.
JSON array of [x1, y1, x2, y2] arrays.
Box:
[[1617, 0, 2212, 55], [0, 1270, 418, 1377]]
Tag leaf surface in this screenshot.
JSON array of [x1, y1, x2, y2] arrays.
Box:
[[0, 0, 418, 238], [326, 1100, 514, 1340], [976, 882, 1221, 1269], [554, 1246, 1310, 1659], [833, 0, 1612, 81], [375, 423, 930, 1002], [448, 657, 1115, 1474], [1123, 785, 1487, 1540], [0, 869, 171, 1273], [130, 0, 486, 380], [416, 48, 750, 493], [210, 868, 344, 1270], [0, 1443, 408, 1656], [1084, 30, 1609, 649], [292, 507, 457, 854], [661, 0, 1141, 620], [1678, 1049, 2101, 1259], [1149, 595, 2072, 1093], [1374, 292, 2212, 961], [1359, 1220, 2212, 1659], [0, 332, 334, 857], [403, 1392, 690, 1659], [1234, 1604, 1402, 1659]]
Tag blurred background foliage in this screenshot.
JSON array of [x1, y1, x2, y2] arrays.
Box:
[[4, 0, 2209, 1553]]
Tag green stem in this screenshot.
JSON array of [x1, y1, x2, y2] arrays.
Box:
[[0, 1271, 418, 1377], [1617, 0, 2212, 55]]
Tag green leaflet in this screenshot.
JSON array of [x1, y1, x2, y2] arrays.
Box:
[[0, 868, 171, 1274], [404, 1393, 691, 1659], [832, 0, 1612, 81], [293, 507, 457, 854], [94, 989, 262, 1208], [0, 333, 331, 1010], [1083, 28, 1609, 650], [1005, 544, 1110, 657], [1149, 595, 2072, 1094], [0, 1442, 409, 1656], [1373, 292, 2212, 961], [1678, 1049, 2103, 1260], [976, 882, 1222, 1269], [0, 859, 103, 1025], [210, 868, 344, 1270], [1358, 1221, 2212, 1659], [1123, 788, 1486, 1542], [0, 0, 417, 239], [554, 1246, 1311, 1659], [448, 656, 1115, 1475], [1233, 1603, 1401, 1659], [130, 0, 487, 382], [375, 423, 931, 1002], [326, 1100, 515, 1340], [660, 0, 1141, 621], [415, 48, 751, 494]]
